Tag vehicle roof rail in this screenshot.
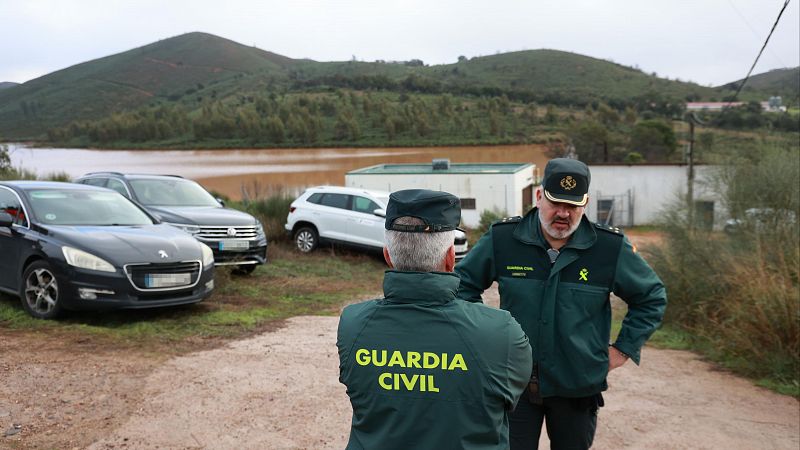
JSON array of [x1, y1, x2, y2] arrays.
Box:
[[83, 171, 124, 176]]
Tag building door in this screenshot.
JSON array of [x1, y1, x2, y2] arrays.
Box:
[[522, 185, 533, 212], [694, 201, 715, 230], [595, 190, 634, 227]]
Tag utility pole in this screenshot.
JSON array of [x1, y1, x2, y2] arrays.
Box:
[[685, 113, 703, 230]]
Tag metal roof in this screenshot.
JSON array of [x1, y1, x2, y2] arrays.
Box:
[[348, 162, 533, 175]]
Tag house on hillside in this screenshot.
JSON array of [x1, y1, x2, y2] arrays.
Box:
[[686, 99, 786, 112], [345, 160, 536, 227]]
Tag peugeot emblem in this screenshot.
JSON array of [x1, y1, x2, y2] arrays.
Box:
[[158, 250, 169, 259], [227, 227, 237, 237]]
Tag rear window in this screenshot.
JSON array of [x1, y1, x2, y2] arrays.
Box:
[[307, 193, 323, 204]]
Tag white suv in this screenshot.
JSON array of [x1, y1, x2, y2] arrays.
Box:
[[285, 186, 469, 259]]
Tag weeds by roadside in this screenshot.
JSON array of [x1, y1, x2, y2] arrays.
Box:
[[648, 143, 799, 397]]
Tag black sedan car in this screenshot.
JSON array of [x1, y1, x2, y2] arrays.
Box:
[[75, 173, 267, 274], [0, 181, 215, 319]]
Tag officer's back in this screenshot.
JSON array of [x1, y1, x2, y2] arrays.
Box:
[[337, 189, 532, 450]]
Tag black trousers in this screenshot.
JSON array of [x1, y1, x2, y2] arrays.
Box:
[[509, 392, 602, 450]]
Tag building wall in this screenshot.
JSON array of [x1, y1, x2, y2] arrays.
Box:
[[346, 168, 535, 227], [586, 165, 723, 227]]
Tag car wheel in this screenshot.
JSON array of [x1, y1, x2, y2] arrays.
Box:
[[232, 264, 257, 276], [294, 226, 318, 253], [20, 260, 64, 319]]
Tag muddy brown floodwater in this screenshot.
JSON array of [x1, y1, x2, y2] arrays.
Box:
[[8, 144, 549, 200]]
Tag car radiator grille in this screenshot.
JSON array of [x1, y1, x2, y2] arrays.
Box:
[[454, 237, 467, 245], [197, 225, 258, 239], [125, 261, 201, 291]]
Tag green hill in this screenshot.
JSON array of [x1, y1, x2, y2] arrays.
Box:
[[424, 50, 718, 104], [0, 32, 297, 137], [0, 32, 752, 140], [0, 82, 18, 90], [719, 67, 800, 105]]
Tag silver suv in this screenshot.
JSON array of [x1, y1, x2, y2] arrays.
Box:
[[285, 186, 468, 259]]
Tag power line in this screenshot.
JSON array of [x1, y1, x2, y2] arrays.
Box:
[[725, 0, 787, 67], [727, 0, 792, 104]]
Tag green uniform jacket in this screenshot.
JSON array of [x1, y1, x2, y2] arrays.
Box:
[[337, 270, 532, 450], [455, 209, 667, 398]]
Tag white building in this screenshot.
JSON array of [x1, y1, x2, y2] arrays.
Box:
[[346, 160, 536, 227], [586, 164, 723, 229]]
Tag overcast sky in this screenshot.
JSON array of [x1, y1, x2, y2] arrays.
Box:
[[1, 0, 798, 86]]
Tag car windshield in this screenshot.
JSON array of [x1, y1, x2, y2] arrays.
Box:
[[129, 179, 220, 207], [28, 189, 154, 226]]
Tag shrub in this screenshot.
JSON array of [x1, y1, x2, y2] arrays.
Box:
[[650, 144, 799, 391], [477, 208, 506, 235]]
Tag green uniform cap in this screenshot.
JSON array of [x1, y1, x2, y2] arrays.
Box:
[[543, 158, 591, 206], [385, 189, 461, 232]]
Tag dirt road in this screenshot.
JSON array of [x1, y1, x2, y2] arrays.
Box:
[[71, 285, 795, 450]]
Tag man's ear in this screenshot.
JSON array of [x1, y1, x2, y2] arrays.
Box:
[[443, 244, 456, 272], [383, 247, 394, 268], [535, 187, 543, 207]]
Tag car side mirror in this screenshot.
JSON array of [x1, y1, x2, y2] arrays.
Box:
[[373, 208, 386, 217], [0, 212, 14, 228], [216, 197, 226, 207]]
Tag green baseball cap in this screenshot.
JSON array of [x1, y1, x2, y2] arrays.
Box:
[[542, 158, 591, 206], [385, 189, 461, 232]]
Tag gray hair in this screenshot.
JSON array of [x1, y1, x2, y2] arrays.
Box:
[[385, 216, 455, 272]]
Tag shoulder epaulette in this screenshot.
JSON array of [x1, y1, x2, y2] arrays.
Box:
[[594, 222, 623, 235], [491, 216, 522, 227]]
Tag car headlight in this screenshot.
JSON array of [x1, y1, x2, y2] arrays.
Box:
[[200, 243, 215, 267], [256, 221, 264, 235], [164, 222, 200, 235], [62, 246, 116, 273]]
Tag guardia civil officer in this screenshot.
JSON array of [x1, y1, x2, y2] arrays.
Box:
[[455, 159, 667, 450], [337, 189, 533, 450]]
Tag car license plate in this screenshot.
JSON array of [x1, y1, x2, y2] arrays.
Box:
[[145, 273, 191, 288], [219, 239, 249, 251]]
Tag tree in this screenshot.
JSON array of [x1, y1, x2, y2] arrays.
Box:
[[265, 115, 285, 143], [0, 144, 11, 173], [568, 120, 610, 163], [629, 120, 677, 162]]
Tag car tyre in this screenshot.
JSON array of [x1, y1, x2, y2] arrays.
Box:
[[232, 264, 258, 276], [20, 260, 65, 320], [294, 226, 318, 253]]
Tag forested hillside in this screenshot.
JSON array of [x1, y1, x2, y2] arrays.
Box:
[[0, 31, 748, 140]]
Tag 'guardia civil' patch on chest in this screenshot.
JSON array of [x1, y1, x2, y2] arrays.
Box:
[[498, 254, 550, 279]]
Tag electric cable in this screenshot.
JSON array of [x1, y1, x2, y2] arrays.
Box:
[[727, 0, 792, 105]]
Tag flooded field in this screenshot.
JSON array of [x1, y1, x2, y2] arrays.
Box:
[[7, 144, 549, 199]]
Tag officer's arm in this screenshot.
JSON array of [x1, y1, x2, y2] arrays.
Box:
[[503, 316, 533, 410], [454, 229, 497, 303], [612, 236, 667, 365]]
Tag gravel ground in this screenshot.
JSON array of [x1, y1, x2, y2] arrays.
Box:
[[80, 286, 798, 450]]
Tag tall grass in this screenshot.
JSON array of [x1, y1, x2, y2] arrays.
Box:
[[233, 181, 296, 241], [650, 143, 799, 393]]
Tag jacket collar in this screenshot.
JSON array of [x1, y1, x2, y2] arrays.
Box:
[[382, 270, 460, 305], [513, 208, 596, 250]]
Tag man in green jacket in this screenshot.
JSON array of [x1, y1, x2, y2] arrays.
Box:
[[455, 159, 667, 450], [337, 189, 533, 450]]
